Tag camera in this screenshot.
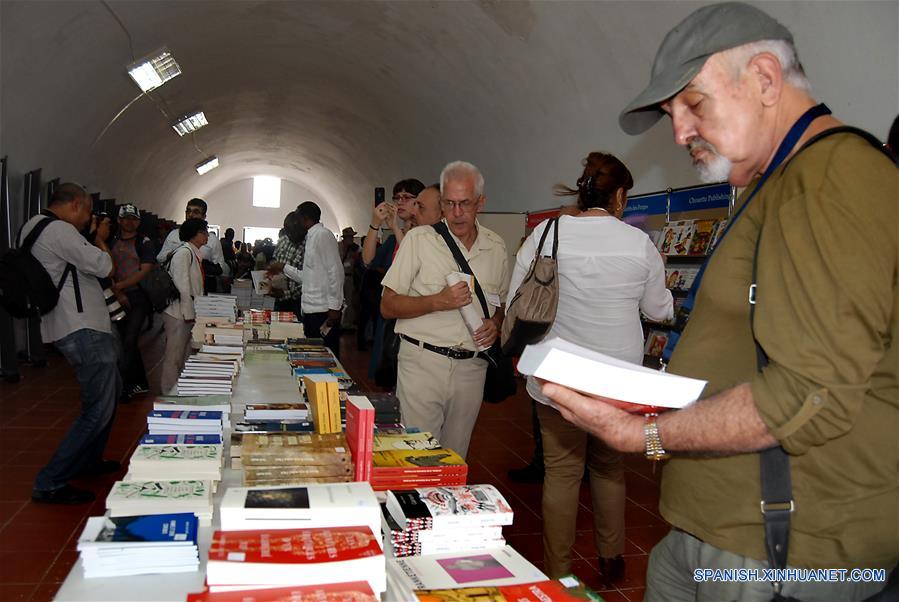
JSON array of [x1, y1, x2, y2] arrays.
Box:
[[104, 288, 126, 322]]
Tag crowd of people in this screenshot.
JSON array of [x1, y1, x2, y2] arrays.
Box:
[[17, 2, 897, 600]]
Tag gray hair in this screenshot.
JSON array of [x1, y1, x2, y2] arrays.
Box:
[[440, 161, 484, 197], [721, 39, 812, 94]]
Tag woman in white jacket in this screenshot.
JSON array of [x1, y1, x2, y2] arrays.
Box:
[[160, 218, 207, 394]]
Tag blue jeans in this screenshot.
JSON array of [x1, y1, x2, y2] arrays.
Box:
[[34, 329, 121, 492]]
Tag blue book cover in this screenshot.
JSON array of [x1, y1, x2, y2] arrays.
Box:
[[147, 410, 223, 421], [95, 513, 198, 544], [293, 367, 332, 376], [139, 434, 223, 445]]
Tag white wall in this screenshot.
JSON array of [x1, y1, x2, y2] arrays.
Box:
[[203, 178, 342, 239]]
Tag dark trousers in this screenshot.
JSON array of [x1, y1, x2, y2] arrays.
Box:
[[303, 312, 340, 358], [273, 298, 300, 315], [116, 289, 150, 389], [34, 329, 120, 491]]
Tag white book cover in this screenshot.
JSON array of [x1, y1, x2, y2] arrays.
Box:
[[129, 444, 223, 466], [517, 337, 706, 408], [387, 545, 545, 591], [386, 485, 514, 531], [105, 480, 213, 517], [220, 482, 380, 537]]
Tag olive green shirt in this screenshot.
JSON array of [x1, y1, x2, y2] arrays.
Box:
[[662, 132, 898, 569]]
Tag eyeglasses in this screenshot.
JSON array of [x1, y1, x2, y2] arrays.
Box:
[[392, 193, 416, 202], [440, 198, 478, 213]]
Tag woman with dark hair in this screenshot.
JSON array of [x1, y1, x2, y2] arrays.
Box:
[[361, 178, 425, 384], [159, 218, 207, 394], [507, 152, 672, 586]]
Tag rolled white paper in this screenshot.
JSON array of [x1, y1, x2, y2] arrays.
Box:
[[446, 271, 490, 351]]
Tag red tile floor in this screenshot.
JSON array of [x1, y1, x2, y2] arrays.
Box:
[[0, 332, 668, 601]]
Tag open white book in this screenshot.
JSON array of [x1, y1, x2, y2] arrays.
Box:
[[250, 270, 270, 295], [517, 337, 706, 409]]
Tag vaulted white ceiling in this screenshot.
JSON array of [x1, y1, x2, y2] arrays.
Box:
[[2, 1, 896, 231]]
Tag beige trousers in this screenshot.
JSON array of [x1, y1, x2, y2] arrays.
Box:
[[160, 313, 194, 395], [538, 402, 625, 578], [395, 339, 487, 459]]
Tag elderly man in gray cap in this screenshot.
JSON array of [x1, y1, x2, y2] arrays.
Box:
[[542, 3, 898, 601]]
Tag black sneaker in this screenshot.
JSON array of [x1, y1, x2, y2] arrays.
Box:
[[131, 384, 150, 395], [75, 460, 122, 478], [507, 462, 545, 484], [32, 485, 96, 505]]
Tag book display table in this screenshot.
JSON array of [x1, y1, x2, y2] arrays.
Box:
[[55, 350, 301, 602]]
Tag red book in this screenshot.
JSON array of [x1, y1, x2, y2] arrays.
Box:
[[345, 396, 374, 482], [187, 582, 377, 602], [207, 527, 385, 592]]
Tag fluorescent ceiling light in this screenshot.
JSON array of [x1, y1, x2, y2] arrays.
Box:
[[195, 156, 219, 175], [172, 111, 208, 136], [127, 48, 181, 93], [253, 176, 281, 208]]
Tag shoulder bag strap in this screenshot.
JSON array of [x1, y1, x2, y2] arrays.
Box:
[[751, 230, 792, 594], [431, 223, 491, 319], [535, 217, 560, 259]]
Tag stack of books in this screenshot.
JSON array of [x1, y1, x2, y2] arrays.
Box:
[[105, 480, 214, 525], [269, 315, 304, 341], [140, 433, 223, 446], [199, 344, 245, 359], [153, 394, 232, 422], [373, 432, 441, 453], [147, 410, 224, 436], [244, 402, 309, 421], [194, 295, 238, 321], [303, 375, 341, 435], [76, 513, 200, 578], [205, 526, 386, 594], [409, 575, 601, 602], [385, 546, 545, 600], [345, 396, 375, 481], [219, 482, 380, 537], [231, 280, 275, 311], [125, 444, 223, 484], [202, 324, 245, 347], [370, 448, 468, 491], [186, 582, 378, 602], [364, 392, 404, 429], [240, 433, 353, 486], [383, 485, 512, 557], [176, 365, 234, 396]]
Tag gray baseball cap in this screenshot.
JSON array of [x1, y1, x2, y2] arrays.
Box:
[[619, 2, 794, 135]]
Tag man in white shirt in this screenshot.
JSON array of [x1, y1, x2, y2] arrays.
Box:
[[157, 198, 227, 278], [268, 202, 344, 357], [21, 184, 121, 505]]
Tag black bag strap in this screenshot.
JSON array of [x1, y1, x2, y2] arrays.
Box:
[[431, 222, 491, 320], [751, 231, 792, 592], [535, 217, 559, 259]]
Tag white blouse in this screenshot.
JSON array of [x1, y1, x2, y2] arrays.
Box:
[[506, 215, 673, 404]]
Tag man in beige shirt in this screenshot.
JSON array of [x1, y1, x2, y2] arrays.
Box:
[[381, 161, 509, 458]]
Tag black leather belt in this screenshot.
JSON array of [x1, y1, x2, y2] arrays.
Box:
[[399, 334, 477, 360]]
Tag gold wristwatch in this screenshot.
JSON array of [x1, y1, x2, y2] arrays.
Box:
[[644, 414, 670, 461]]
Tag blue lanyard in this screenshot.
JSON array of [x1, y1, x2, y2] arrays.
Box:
[[661, 103, 832, 364]]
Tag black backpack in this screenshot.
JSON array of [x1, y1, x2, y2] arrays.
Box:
[[139, 245, 183, 313], [0, 214, 81, 318]]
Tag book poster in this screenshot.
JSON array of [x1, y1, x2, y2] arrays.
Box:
[[437, 554, 514, 584]]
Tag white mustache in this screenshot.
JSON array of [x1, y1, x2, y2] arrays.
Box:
[[686, 138, 719, 155]]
